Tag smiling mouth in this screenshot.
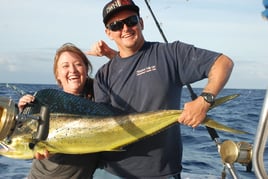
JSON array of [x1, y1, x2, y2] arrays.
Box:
[[122, 31, 135, 38], [68, 76, 80, 81]]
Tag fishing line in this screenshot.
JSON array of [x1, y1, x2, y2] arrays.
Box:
[[6, 83, 27, 96]]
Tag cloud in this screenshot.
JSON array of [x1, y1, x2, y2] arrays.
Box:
[[0, 56, 18, 72], [0, 49, 55, 84]]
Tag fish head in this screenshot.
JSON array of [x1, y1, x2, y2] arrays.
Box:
[[0, 135, 34, 159], [0, 97, 18, 141], [0, 97, 33, 159]]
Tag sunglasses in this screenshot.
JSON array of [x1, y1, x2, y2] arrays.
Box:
[[107, 15, 139, 31]]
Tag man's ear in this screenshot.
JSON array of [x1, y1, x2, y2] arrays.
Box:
[[139, 17, 144, 30], [105, 29, 114, 40]]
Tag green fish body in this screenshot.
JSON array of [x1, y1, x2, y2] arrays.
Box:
[[0, 89, 247, 159]]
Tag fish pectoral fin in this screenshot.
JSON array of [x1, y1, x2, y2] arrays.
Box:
[[202, 117, 249, 134]]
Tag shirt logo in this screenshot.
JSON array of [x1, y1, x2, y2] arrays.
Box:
[[136, 66, 156, 76]]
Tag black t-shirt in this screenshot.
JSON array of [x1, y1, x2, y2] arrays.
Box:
[[94, 41, 220, 178]]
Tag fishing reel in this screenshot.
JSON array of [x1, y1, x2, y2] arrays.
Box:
[[218, 139, 253, 178], [0, 97, 50, 146], [0, 97, 18, 141]]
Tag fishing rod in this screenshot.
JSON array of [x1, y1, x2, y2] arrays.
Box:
[[143, 1, 201, 103], [143, 1, 252, 178]]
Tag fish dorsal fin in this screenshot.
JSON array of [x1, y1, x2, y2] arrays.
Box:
[[23, 89, 123, 116]]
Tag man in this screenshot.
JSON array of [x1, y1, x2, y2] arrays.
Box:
[[93, 0, 233, 178]]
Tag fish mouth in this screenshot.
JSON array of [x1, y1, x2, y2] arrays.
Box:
[[0, 141, 10, 152], [0, 97, 18, 140]]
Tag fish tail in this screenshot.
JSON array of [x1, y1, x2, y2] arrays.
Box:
[[203, 118, 249, 134]]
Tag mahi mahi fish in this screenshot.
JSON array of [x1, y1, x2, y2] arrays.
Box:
[[0, 89, 247, 159]]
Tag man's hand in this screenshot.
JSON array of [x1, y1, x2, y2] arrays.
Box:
[[86, 40, 117, 60], [178, 96, 210, 128]]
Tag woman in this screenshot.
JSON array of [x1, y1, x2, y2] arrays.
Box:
[[18, 42, 116, 179]]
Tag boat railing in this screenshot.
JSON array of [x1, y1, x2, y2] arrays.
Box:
[[253, 88, 268, 178]]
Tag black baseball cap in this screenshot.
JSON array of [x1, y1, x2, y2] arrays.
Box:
[[103, 0, 140, 25]]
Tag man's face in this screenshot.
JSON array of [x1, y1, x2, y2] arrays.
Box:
[[105, 10, 144, 56]]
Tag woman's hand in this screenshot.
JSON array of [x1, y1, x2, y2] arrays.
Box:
[[18, 94, 35, 112], [35, 150, 50, 160]]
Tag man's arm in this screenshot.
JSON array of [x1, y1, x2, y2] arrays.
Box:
[[178, 54, 234, 128], [202, 54, 234, 96]]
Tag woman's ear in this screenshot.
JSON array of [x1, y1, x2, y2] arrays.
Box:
[[56, 77, 62, 87]]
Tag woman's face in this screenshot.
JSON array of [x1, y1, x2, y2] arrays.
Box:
[[56, 51, 88, 95]]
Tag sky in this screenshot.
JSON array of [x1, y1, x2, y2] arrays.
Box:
[[0, 0, 267, 89]]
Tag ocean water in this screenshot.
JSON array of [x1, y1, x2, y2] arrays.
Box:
[[0, 83, 267, 179]]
